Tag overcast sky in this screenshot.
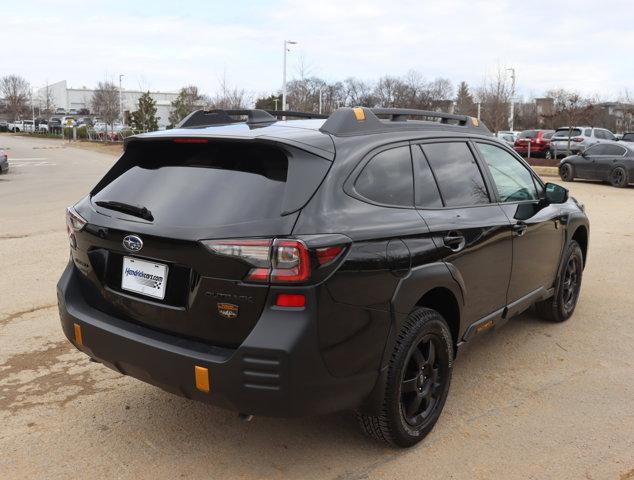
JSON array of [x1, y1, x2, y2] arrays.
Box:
[[5, 0, 633, 100]]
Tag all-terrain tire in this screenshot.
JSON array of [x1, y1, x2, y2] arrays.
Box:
[[534, 240, 584, 322], [356, 308, 453, 448]]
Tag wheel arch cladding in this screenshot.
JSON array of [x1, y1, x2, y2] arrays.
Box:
[[414, 287, 460, 351], [572, 225, 588, 266], [391, 263, 464, 349]]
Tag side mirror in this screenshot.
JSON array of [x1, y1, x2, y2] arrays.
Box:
[[544, 182, 569, 204]]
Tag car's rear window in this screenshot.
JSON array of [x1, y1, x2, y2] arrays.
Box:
[[518, 130, 537, 139], [91, 141, 330, 227], [553, 128, 582, 138]]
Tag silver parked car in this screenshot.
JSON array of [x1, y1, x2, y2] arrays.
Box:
[[550, 126, 616, 157]]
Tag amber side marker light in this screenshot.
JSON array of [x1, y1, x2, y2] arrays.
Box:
[[353, 107, 366, 121], [73, 323, 83, 346], [195, 366, 210, 393]]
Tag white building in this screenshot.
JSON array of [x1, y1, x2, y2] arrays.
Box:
[[36, 80, 180, 128]]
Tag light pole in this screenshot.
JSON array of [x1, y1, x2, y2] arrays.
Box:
[[282, 40, 297, 111], [119, 74, 124, 125], [506, 67, 516, 131]]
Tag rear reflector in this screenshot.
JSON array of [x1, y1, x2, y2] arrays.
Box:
[[194, 366, 210, 393], [73, 323, 83, 346], [275, 293, 306, 308], [316, 246, 344, 265]]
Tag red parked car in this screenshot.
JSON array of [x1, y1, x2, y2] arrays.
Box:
[[514, 130, 555, 158]]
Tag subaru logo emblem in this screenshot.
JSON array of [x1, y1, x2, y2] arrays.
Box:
[[123, 235, 143, 252]]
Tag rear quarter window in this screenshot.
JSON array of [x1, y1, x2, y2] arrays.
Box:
[[354, 146, 413, 207]]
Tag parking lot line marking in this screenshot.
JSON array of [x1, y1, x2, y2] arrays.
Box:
[[9, 157, 48, 161]]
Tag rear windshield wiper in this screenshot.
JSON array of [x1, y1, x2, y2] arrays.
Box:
[[95, 200, 154, 221]]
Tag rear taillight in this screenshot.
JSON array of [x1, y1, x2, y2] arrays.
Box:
[[202, 238, 344, 284], [66, 206, 86, 248], [571, 137, 584, 142]]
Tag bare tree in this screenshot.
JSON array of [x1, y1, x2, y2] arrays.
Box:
[[0, 75, 30, 120], [544, 89, 594, 152], [91, 81, 120, 131], [342, 77, 376, 107], [475, 69, 513, 132], [210, 73, 250, 110]]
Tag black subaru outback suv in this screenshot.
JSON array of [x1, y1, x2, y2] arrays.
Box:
[[58, 107, 589, 447]]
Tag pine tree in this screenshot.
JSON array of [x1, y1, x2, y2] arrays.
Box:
[[130, 92, 159, 132], [455, 81, 475, 115], [168, 86, 205, 127]]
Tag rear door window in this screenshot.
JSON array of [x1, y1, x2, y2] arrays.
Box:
[[603, 145, 626, 156], [354, 146, 413, 207], [421, 142, 490, 207], [412, 146, 443, 208]]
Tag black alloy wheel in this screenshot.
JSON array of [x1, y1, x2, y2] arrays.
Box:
[[559, 163, 574, 182], [561, 253, 582, 317], [535, 240, 584, 322], [400, 335, 447, 428], [610, 166, 628, 188]]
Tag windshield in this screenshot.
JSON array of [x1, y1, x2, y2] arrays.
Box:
[[518, 130, 537, 139]]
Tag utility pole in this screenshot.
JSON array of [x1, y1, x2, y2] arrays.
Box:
[[273, 97, 279, 110], [319, 88, 323, 114], [119, 74, 124, 125], [477, 102, 481, 121], [506, 67, 516, 131], [282, 40, 297, 111]]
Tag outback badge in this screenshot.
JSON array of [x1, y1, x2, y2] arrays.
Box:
[[217, 302, 239, 319]]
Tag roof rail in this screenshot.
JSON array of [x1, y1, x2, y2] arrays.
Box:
[[265, 110, 329, 119], [177, 109, 277, 128], [319, 107, 491, 136]]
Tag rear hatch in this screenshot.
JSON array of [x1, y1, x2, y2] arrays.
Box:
[[70, 138, 332, 347]]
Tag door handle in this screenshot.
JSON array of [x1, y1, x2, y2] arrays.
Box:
[[513, 222, 528, 236], [443, 231, 466, 252]]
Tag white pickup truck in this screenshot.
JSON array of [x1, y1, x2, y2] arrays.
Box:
[[9, 120, 48, 133], [9, 120, 35, 132]]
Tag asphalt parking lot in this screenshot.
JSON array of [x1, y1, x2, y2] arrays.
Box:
[[1, 133, 633, 480]]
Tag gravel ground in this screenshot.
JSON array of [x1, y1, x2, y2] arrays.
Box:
[[0, 133, 632, 480]]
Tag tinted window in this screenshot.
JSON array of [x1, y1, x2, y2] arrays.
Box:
[[594, 130, 607, 140], [542, 131, 554, 140], [584, 129, 592, 136], [603, 144, 626, 156], [622, 133, 634, 142], [585, 144, 608, 155], [518, 130, 538, 139], [412, 146, 443, 208], [476, 143, 538, 202], [92, 142, 329, 228], [553, 128, 582, 138], [355, 146, 413, 206], [422, 142, 489, 207]]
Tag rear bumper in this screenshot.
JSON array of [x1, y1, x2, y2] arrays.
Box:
[[514, 145, 548, 155], [57, 262, 377, 417]]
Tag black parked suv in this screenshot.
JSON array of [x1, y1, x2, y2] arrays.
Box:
[[58, 107, 589, 447]]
